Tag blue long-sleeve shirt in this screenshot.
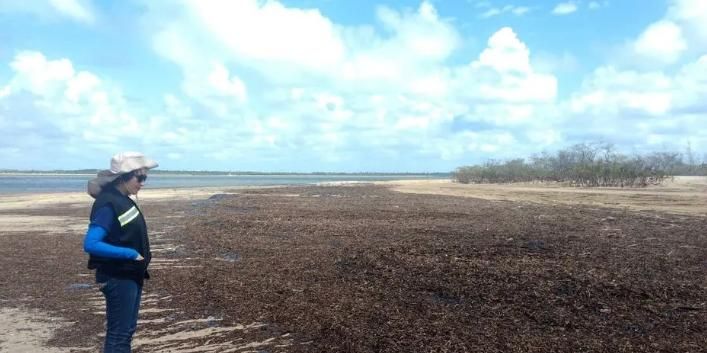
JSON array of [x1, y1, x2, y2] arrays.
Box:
[[83, 206, 140, 260]]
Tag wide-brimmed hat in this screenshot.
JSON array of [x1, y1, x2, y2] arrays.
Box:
[[87, 152, 158, 198]]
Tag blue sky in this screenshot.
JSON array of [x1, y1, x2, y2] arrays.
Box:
[[1, 0, 705, 172]]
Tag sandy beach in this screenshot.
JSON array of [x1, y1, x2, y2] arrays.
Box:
[[1, 179, 705, 352]]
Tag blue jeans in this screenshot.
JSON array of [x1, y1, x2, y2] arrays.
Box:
[[99, 277, 143, 353]]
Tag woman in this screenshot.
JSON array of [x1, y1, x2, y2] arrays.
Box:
[[83, 152, 158, 353]]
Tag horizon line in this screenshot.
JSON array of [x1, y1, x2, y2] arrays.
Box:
[[0, 169, 452, 175]]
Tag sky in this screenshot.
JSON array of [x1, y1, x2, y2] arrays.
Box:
[[0, 0, 705, 172]]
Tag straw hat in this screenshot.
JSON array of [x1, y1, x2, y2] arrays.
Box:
[[87, 152, 158, 198]]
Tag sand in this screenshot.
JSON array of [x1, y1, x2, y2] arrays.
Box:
[[379, 176, 707, 216], [0, 307, 85, 353]]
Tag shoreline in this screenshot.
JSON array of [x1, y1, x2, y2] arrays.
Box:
[[0, 172, 449, 177], [0, 176, 451, 196]]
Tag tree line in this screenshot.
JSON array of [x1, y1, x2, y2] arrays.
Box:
[[453, 143, 707, 187]]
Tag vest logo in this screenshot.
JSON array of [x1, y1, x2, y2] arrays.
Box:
[[118, 206, 140, 227]]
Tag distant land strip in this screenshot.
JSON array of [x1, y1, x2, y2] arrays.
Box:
[[0, 169, 451, 177]]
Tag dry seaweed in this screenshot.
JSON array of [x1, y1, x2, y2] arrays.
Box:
[[0, 185, 704, 352]]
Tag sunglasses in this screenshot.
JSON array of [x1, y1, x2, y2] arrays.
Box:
[[133, 174, 148, 183]]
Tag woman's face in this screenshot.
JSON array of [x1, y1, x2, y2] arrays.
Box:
[[125, 168, 148, 195]]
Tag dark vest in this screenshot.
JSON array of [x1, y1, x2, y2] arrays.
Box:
[[87, 186, 151, 282]]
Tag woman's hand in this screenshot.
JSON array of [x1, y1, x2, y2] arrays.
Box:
[[135, 254, 145, 261]]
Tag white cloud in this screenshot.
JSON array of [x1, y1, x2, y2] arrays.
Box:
[[618, 0, 705, 70], [0, 0, 95, 24], [564, 55, 707, 151], [480, 8, 501, 18], [0, 51, 258, 169], [187, 0, 345, 73], [673, 55, 707, 111], [0, 51, 144, 161], [633, 20, 686, 64], [49, 0, 95, 24], [552, 2, 578, 15], [479, 5, 531, 18], [667, 0, 707, 21], [465, 27, 558, 103], [151, 0, 460, 88], [527, 129, 562, 145], [418, 130, 523, 161], [512, 7, 531, 15], [147, 0, 466, 151], [667, 0, 707, 49], [141, 0, 564, 168], [375, 2, 460, 62], [206, 63, 247, 102], [569, 66, 674, 116], [588, 1, 609, 10], [533, 51, 580, 74], [474, 27, 532, 73]]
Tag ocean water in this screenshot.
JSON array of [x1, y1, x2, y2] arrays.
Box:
[[0, 174, 447, 194]]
